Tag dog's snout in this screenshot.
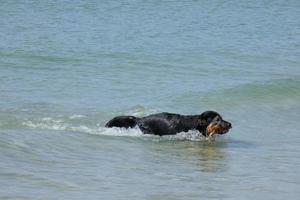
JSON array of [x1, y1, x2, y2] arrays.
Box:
[[227, 122, 232, 129]]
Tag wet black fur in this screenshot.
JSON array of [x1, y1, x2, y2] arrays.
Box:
[[105, 111, 231, 136]]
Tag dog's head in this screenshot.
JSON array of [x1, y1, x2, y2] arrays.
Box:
[[198, 111, 232, 137]]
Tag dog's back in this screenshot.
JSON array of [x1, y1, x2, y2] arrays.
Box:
[[138, 112, 185, 135], [106, 112, 199, 135]]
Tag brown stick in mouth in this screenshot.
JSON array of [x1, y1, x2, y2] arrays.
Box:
[[206, 122, 223, 138]]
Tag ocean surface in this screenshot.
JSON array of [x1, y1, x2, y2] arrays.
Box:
[[1, 0, 300, 199]]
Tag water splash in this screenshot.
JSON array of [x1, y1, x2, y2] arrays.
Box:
[[21, 116, 211, 141]]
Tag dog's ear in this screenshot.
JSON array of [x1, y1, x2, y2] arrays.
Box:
[[212, 115, 222, 122]]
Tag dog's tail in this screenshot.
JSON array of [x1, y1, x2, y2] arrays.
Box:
[[105, 116, 139, 128]]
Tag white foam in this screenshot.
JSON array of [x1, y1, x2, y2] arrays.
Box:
[[69, 114, 86, 119], [22, 121, 68, 131], [161, 130, 207, 141], [94, 127, 143, 137], [22, 117, 209, 141], [41, 117, 63, 123], [22, 120, 144, 137]]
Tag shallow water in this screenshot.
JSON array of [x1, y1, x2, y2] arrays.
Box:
[[1, 0, 300, 199]]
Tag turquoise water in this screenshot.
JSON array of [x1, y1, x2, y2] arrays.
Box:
[[1, 0, 300, 199]]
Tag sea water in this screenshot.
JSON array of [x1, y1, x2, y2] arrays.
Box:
[[0, 1, 300, 199]]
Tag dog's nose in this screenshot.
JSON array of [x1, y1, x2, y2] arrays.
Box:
[[227, 122, 232, 129]]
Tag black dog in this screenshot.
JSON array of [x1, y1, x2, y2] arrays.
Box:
[[105, 111, 232, 137]]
